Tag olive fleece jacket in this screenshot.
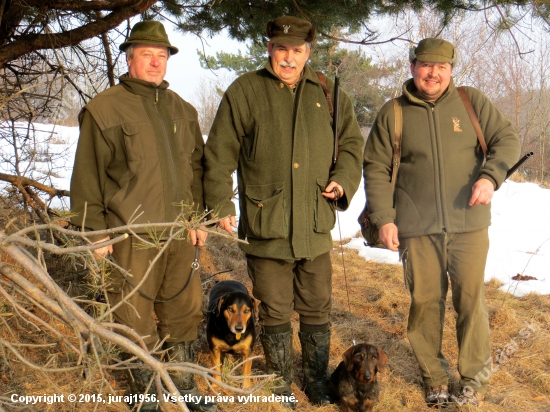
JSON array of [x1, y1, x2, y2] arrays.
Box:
[[363, 78, 520, 238], [204, 62, 364, 260], [70, 75, 204, 236]]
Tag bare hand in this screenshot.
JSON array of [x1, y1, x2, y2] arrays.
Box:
[[469, 178, 495, 206], [379, 223, 399, 251], [93, 236, 113, 258], [218, 216, 237, 235], [322, 181, 344, 201], [190, 229, 208, 247]]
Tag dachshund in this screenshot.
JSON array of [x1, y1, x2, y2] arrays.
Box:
[[329, 343, 388, 412]]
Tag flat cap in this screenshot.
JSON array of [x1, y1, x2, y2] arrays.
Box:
[[409, 38, 457, 65], [119, 21, 179, 55], [266, 16, 315, 46]]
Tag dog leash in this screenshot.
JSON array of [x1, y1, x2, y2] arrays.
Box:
[[107, 244, 200, 304], [333, 190, 357, 346]]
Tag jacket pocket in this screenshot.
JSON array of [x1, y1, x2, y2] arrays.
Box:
[[174, 118, 197, 162], [122, 122, 143, 161], [314, 180, 336, 233], [244, 182, 287, 239], [244, 123, 262, 161]]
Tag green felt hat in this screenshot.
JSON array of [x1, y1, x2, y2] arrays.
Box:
[[409, 38, 457, 65], [119, 21, 179, 55], [266, 16, 316, 46]]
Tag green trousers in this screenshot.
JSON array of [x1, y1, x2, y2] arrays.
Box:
[[107, 236, 203, 348], [399, 229, 491, 393], [247, 252, 332, 326]]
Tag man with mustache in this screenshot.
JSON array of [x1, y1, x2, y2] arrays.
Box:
[[363, 38, 520, 407], [203, 16, 363, 408]]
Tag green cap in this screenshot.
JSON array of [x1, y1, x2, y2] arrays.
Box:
[[409, 38, 457, 65], [119, 21, 179, 55], [266, 16, 316, 46]]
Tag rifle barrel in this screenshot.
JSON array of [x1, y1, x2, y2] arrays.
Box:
[[505, 151, 534, 180]]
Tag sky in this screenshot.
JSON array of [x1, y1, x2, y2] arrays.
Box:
[[3, 123, 547, 298], [162, 28, 246, 102]]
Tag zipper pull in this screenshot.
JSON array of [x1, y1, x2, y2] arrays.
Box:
[[173, 120, 177, 134]]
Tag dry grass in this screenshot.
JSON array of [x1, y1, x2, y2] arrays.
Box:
[[1, 234, 549, 412]]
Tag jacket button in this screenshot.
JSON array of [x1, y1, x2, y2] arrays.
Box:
[[258, 203, 263, 208], [279, 83, 284, 88], [293, 163, 299, 168], [316, 103, 321, 107]]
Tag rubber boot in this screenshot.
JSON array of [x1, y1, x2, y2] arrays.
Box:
[[163, 341, 217, 412], [121, 353, 159, 411], [299, 327, 335, 405], [260, 327, 296, 409]]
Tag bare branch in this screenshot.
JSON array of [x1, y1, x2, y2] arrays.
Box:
[[318, 30, 416, 47], [0, 0, 157, 67]]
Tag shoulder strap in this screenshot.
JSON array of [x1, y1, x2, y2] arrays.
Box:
[[316, 72, 334, 117], [391, 97, 402, 189], [457, 87, 488, 156]]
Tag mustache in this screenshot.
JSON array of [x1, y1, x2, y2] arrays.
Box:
[[279, 61, 297, 68]]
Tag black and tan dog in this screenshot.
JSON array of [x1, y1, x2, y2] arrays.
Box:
[[206, 280, 256, 388], [329, 343, 389, 412]]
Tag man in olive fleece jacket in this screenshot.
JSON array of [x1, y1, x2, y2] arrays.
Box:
[[203, 16, 363, 407], [363, 38, 520, 407], [70, 21, 214, 412]]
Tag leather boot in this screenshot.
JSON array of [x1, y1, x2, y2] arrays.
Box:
[[163, 341, 217, 412], [260, 328, 296, 409], [121, 353, 159, 411], [299, 328, 335, 405]]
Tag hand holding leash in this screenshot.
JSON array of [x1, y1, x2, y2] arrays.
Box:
[[322, 181, 344, 201], [190, 228, 208, 247]]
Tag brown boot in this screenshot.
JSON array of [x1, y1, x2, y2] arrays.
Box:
[[453, 389, 485, 407], [425, 384, 450, 408]]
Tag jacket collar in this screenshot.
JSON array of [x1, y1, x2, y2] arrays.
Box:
[[119, 74, 169, 99], [402, 77, 456, 105]]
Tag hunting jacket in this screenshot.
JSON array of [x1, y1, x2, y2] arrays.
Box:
[[70, 75, 205, 236], [363, 78, 521, 238], [204, 62, 364, 260]]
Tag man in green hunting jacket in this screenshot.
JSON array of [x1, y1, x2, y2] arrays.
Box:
[[203, 16, 363, 407], [70, 21, 214, 412], [363, 38, 520, 407]]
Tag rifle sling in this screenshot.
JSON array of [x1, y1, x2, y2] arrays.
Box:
[[316, 72, 334, 117], [457, 87, 488, 156], [391, 98, 402, 189]]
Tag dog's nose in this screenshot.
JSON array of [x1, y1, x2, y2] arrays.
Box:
[[235, 326, 244, 332]]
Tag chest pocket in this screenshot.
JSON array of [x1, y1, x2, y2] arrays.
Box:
[[173, 118, 196, 163], [122, 122, 161, 162]]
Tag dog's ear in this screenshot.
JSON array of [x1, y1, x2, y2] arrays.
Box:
[[376, 347, 389, 374], [342, 345, 356, 372], [216, 296, 226, 316]]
